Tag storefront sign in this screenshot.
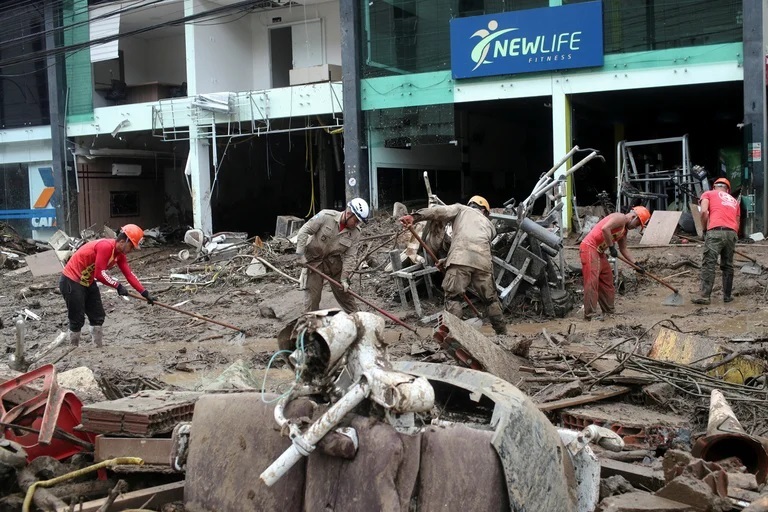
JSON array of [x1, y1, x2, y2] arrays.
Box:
[[28, 164, 57, 229], [450, 1, 604, 79]]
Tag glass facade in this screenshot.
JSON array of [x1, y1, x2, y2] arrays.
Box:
[[361, 0, 743, 78], [0, 2, 50, 129]]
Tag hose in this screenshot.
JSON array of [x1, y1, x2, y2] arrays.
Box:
[[23, 457, 144, 512]]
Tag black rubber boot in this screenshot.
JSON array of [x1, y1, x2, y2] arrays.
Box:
[[490, 315, 506, 335], [723, 273, 734, 303]]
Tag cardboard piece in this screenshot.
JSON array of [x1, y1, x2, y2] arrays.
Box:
[[25, 250, 63, 277], [640, 211, 683, 245], [689, 202, 704, 236]]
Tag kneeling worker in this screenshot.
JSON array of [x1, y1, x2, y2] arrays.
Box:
[[297, 198, 369, 313], [400, 196, 506, 335], [579, 207, 649, 320], [60, 224, 156, 347]]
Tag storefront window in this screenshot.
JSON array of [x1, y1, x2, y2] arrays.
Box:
[[563, 0, 742, 53], [362, 0, 743, 78]]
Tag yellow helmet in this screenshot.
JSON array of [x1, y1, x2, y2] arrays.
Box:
[[468, 195, 490, 213]]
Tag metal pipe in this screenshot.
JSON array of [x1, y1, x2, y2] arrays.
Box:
[[260, 381, 370, 486]]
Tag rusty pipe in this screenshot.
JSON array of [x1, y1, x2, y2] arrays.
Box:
[[692, 389, 768, 484], [404, 225, 481, 317]]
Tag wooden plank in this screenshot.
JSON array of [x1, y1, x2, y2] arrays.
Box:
[[537, 386, 630, 412], [95, 436, 172, 465], [689, 201, 704, 237], [55, 481, 184, 512], [640, 210, 683, 245], [600, 458, 665, 491]]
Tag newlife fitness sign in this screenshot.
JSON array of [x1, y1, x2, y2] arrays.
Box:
[[450, 1, 604, 79]]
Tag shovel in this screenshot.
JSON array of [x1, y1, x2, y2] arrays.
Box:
[[677, 234, 762, 275], [615, 255, 684, 306], [127, 292, 247, 341]]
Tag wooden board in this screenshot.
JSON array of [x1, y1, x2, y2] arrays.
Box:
[[55, 481, 184, 512], [640, 210, 683, 245], [689, 201, 704, 237], [24, 250, 63, 277], [537, 385, 630, 412]]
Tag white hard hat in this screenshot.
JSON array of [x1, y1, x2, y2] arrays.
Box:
[[347, 198, 370, 223]]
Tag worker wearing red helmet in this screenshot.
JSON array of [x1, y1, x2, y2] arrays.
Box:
[[579, 207, 649, 320], [691, 178, 740, 305], [59, 224, 156, 347]]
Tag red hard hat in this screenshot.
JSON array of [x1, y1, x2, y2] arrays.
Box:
[[714, 178, 731, 190], [121, 224, 144, 249]]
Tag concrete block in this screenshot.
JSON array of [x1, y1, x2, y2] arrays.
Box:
[[289, 64, 342, 85], [656, 476, 731, 512]]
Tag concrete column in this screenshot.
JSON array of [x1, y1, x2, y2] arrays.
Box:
[[45, 0, 68, 233], [340, 0, 370, 204], [742, 0, 767, 234], [551, 83, 572, 232], [184, 0, 212, 233]]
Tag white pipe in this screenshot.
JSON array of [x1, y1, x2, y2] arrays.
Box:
[[260, 381, 370, 486]]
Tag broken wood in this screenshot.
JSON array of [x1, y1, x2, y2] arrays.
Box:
[[96, 480, 127, 512], [600, 458, 666, 491], [537, 386, 630, 412], [54, 481, 184, 512]]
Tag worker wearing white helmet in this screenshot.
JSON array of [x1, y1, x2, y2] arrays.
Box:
[[296, 198, 369, 313]]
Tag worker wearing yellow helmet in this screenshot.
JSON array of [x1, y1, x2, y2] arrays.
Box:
[[400, 195, 506, 335], [579, 206, 649, 320], [691, 177, 740, 304]]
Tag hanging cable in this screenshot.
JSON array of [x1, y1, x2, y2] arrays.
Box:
[[304, 127, 316, 218]]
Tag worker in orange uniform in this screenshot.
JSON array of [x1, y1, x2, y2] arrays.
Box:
[[400, 195, 506, 334], [579, 207, 649, 320], [59, 224, 156, 347], [691, 177, 740, 304]]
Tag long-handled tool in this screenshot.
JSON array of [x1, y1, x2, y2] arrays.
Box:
[[303, 264, 418, 334], [615, 255, 684, 306], [677, 234, 762, 275], [404, 225, 481, 317], [127, 292, 246, 333]]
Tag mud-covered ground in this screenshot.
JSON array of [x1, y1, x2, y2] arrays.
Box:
[[2, 218, 768, 404]]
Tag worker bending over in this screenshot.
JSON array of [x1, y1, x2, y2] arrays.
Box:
[[60, 224, 155, 347], [400, 196, 506, 335], [297, 199, 369, 313], [692, 177, 740, 304], [579, 207, 649, 320]]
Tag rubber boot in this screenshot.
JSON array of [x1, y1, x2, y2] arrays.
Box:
[[90, 325, 103, 348], [69, 330, 81, 347], [490, 315, 507, 335], [691, 276, 713, 305], [723, 273, 734, 303]]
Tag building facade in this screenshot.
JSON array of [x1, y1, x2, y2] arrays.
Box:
[[1, 0, 766, 238], [0, 0, 345, 240], [347, 0, 767, 234]]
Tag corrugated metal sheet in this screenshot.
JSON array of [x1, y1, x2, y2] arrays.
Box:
[[90, 4, 121, 63]]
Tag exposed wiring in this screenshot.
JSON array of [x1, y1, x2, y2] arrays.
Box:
[[260, 328, 306, 404]]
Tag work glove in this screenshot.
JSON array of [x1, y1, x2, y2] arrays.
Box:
[[399, 215, 415, 228], [298, 268, 308, 290], [342, 279, 351, 293], [141, 290, 156, 305], [634, 265, 646, 275], [608, 245, 618, 258], [116, 284, 129, 297]]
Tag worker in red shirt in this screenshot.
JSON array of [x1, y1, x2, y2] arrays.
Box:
[[59, 224, 156, 347], [691, 178, 740, 304], [579, 207, 649, 320]]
